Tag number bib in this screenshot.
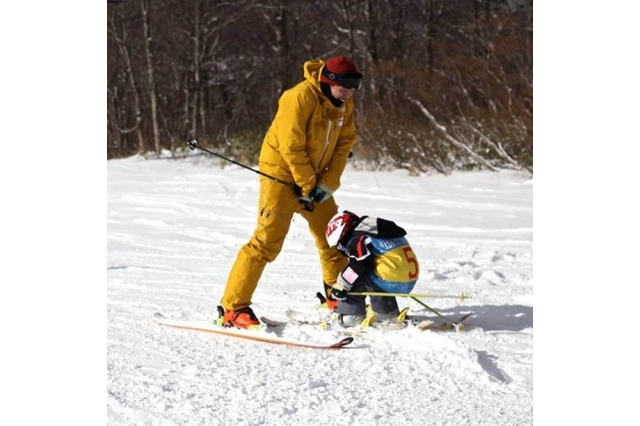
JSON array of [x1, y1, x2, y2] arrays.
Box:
[[367, 237, 420, 293]]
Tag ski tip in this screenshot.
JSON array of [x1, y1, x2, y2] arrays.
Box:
[[459, 312, 473, 323], [451, 313, 473, 332]]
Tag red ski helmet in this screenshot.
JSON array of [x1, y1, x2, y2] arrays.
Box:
[[326, 211, 358, 248]]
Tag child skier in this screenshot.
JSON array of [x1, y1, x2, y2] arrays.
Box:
[[325, 210, 420, 327]]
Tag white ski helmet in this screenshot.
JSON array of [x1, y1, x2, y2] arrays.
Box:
[[326, 211, 357, 248]]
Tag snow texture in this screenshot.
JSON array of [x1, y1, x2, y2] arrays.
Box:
[[107, 152, 532, 425]]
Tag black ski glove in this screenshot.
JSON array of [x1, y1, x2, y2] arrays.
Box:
[[292, 184, 314, 211], [330, 275, 352, 300], [331, 286, 349, 300]]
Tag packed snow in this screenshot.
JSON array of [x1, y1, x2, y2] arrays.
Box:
[[107, 151, 533, 425]]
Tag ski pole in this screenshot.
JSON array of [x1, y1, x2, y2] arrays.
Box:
[[349, 291, 468, 301], [187, 139, 293, 187], [187, 139, 314, 211], [408, 296, 460, 326]]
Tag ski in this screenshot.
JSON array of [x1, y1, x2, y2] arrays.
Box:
[[258, 316, 289, 328], [414, 312, 473, 332], [285, 308, 332, 325], [153, 313, 354, 349], [284, 308, 472, 332]]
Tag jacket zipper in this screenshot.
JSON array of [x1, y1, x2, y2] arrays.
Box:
[[317, 118, 333, 171]]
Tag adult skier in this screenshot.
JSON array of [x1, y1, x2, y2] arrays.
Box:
[[218, 56, 363, 328]]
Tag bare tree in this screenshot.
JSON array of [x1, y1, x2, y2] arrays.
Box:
[[253, 0, 292, 96], [190, 0, 202, 143], [107, 0, 533, 172], [141, 0, 161, 155], [408, 96, 500, 171], [108, 8, 145, 154]]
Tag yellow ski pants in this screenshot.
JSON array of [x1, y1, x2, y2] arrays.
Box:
[[220, 176, 348, 310]]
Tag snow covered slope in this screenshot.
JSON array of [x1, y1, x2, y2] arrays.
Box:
[[107, 153, 533, 425]]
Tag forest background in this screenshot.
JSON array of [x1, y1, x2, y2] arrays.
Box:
[[107, 0, 533, 174]]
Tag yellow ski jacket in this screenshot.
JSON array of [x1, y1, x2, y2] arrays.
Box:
[[258, 59, 358, 197]]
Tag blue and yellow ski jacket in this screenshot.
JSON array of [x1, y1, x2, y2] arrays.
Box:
[[337, 216, 419, 294]]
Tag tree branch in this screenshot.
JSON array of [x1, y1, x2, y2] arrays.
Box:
[[407, 96, 499, 171]]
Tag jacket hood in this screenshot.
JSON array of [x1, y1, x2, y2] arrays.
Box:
[[303, 59, 325, 90]]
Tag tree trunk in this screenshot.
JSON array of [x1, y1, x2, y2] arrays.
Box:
[[190, 0, 201, 141], [141, 0, 161, 155], [108, 13, 144, 154]]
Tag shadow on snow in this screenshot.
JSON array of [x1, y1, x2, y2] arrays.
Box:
[[411, 304, 533, 332]]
